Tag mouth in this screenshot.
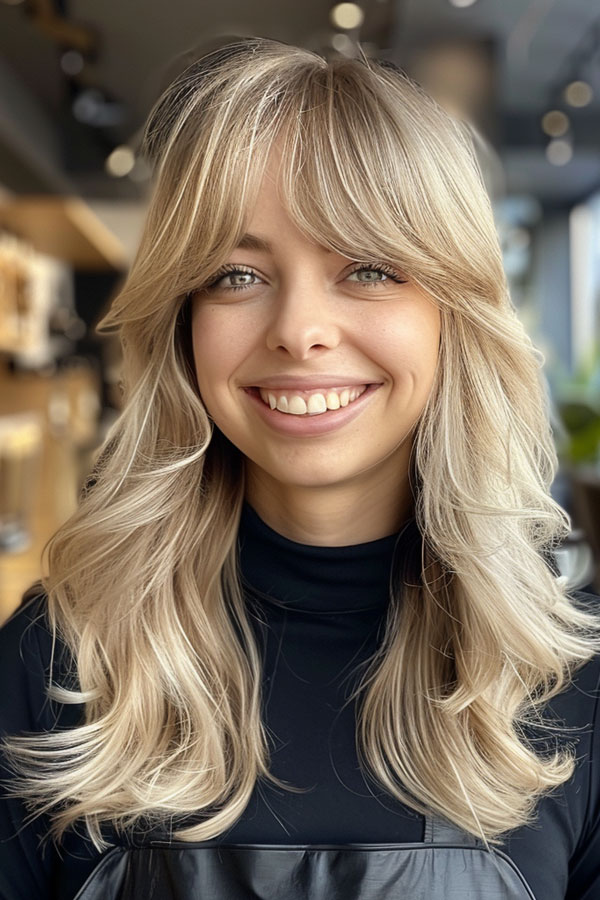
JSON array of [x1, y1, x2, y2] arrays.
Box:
[[247, 384, 375, 416]]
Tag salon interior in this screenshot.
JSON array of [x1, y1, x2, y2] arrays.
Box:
[[0, 0, 599, 624]]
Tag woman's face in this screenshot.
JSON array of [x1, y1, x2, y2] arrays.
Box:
[[190, 147, 441, 516]]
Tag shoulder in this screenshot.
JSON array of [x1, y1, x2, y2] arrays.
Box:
[[566, 589, 600, 696], [572, 588, 600, 619], [519, 589, 600, 812], [0, 582, 52, 666], [0, 583, 75, 735], [548, 591, 600, 828], [546, 590, 600, 892], [544, 591, 600, 728]]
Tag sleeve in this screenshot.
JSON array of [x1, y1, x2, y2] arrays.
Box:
[[0, 587, 60, 900]]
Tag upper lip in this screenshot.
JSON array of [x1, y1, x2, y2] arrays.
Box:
[[247, 376, 381, 390]]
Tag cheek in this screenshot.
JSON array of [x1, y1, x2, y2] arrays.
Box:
[[190, 307, 251, 394], [372, 306, 440, 387]]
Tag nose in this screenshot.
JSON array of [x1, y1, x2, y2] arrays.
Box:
[[264, 279, 341, 359]]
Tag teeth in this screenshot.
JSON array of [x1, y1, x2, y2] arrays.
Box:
[[257, 385, 368, 416], [326, 391, 340, 410], [307, 394, 327, 414]]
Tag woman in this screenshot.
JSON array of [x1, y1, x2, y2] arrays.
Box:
[[1, 36, 599, 900]]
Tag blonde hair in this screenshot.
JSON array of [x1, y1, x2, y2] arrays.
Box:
[[3, 35, 600, 854]]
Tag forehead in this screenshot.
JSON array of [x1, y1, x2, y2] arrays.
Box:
[[234, 232, 333, 255]]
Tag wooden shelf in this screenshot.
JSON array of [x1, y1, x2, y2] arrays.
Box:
[[0, 195, 128, 270], [0, 360, 99, 624]]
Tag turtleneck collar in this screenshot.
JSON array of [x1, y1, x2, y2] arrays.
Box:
[[237, 500, 417, 614]]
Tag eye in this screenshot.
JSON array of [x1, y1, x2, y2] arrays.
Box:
[[347, 263, 407, 288], [204, 265, 260, 293]]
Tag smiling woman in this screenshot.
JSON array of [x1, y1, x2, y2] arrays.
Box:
[[188, 145, 440, 541], [1, 35, 600, 900]]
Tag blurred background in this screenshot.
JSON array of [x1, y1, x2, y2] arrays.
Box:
[[0, 0, 599, 624]]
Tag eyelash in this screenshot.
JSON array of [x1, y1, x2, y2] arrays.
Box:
[[204, 262, 407, 293]]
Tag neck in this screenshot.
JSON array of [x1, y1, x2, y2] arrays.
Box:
[[244, 461, 414, 547]]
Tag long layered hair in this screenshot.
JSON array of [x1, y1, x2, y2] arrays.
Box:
[[3, 36, 600, 853]]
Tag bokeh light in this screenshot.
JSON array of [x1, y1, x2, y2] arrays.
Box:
[[541, 110, 570, 137], [105, 146, 135, 178], [564, 80, 593, 108], [546, 139, 573, 166], [330, 3, 365, 30]]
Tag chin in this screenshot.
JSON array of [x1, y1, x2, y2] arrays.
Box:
[[258, 458, 364, 490]]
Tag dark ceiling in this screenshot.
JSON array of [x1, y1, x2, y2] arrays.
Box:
[[0, 0, 599, 206]]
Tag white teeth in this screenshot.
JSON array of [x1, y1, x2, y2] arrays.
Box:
[[257, 385, 369, 416], [288, 395, 307, 415], [307, 393, 327, 413]]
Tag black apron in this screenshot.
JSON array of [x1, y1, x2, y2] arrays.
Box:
[[73, 813, 536, 899]]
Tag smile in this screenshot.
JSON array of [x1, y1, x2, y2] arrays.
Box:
[[243, 384, 381, 437], [258, 385, 368, 416]]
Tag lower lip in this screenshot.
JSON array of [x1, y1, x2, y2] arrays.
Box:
[[243, 384, 381, 436]]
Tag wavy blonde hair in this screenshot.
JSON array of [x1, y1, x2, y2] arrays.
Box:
[[3, 35, 600, 854]]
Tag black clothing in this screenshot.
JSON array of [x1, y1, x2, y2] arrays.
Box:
[[1, 501, 599, 899], [71, 814, 538, 900]]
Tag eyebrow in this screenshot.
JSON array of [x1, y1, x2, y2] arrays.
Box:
[[235, 233, 332, 254]]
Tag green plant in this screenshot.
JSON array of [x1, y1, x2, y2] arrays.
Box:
[[549, 338, 600, 467]]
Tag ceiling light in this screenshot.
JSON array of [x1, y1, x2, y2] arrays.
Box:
[[541, 110, 569, 137], [105, 146, 135, 178], [546, 139, 572, 166], [448, 0, 478, 7], [330, 3, 365, 30], [564, 80, 593, 107]]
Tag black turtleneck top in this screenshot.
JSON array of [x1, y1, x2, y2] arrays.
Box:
[[226, 501, 423, 844], [0, 500, 599, 900]]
